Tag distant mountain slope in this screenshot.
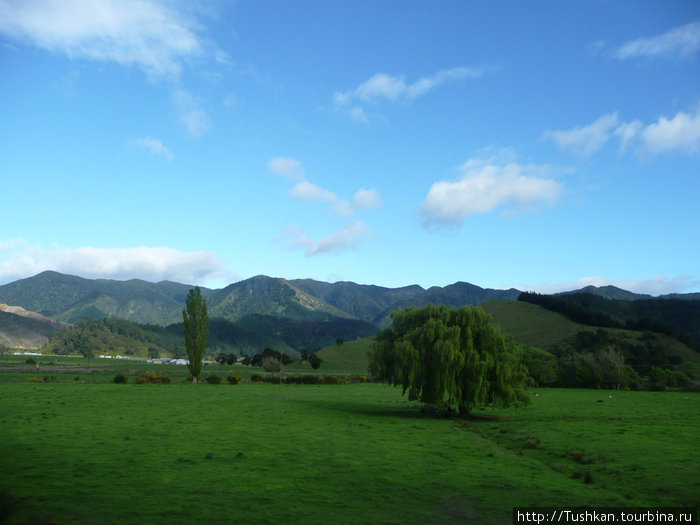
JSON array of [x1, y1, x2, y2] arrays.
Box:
[[207, 276, 352, 321], [1, 272, 697, 355], [563, 285, 651, 301], [0, 310, 61, 349], [0, 271, 202, 325], [291, 279, 520, 327], [563, 285, 699, 301], [290, 279, 425, 325]]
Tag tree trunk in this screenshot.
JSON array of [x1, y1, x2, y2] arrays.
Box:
[[192, 376, 198, 384], [459, 405, 470, 418]]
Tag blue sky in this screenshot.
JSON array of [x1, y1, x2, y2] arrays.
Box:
[[1, 1, 698, 294]]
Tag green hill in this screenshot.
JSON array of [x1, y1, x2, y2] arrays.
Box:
[[481, 299, 586, 348], [481, 299, 700, 384], [315, 337, 375, 373]]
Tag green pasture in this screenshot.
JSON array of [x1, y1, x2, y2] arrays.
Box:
[[0, 377, 697, 524]]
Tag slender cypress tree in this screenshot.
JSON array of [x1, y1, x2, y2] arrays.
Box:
[[183, 286, 209, 384]]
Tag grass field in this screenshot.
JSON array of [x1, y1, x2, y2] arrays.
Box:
[[1, 366, 698, 524]]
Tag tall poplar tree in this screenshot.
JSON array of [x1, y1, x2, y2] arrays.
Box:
[[370, 304, 530, 416], [183, 286, 209, 384]]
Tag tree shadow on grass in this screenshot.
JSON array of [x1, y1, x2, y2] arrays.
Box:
[[293, 397, 424, 420], [293, 397, 512, 423]]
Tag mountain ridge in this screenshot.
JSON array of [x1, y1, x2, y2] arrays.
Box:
[[0, 271, 697, 351]]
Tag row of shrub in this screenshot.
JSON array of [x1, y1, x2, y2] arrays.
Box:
[[204, 374, 240, 385], [111, 373, 367, 385], [250, 374, 369, 385], [27, 376, 57, 382], [113, 373, 172, 384]]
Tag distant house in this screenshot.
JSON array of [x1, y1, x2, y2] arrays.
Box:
[[171, 359, 189, 365]]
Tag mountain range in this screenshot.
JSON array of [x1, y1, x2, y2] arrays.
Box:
[[0, 271, 696, 353]]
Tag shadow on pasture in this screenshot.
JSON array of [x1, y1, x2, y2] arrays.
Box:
[[293, 397, 424, 420]]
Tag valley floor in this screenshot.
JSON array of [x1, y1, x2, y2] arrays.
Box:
[[0, 380, 697, 524]]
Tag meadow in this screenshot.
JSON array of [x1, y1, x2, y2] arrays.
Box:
[[0, 358, 698, 524]]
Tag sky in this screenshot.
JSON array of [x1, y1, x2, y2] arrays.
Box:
[[0, 1, 699, 295]]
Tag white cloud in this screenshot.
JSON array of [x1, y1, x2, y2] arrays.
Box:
[[172, 89, 211, 137], [279, 222, 374, 256], [352, 188, 382, 210], [613, 119, 643, 152], [129, 136, 173, 161], [515, 275, 699, 296], [289, 181, 337, 204], [268, 157, 305, 181], [614, 20, 700, 60], [0, 1, 219, 136], [0, 240, 232, 286], [334, 67, 482, 123], [0, 0, 204, 80], [269, 157, 382, 217], [222, 93, 237, 108], [348, 106, 369, 124], [641, 109, 700, 155], [547, 108, 700, 157], [335, 67, 482, 106], [543, 113, 619, 157], [421, 160, 562, 228]]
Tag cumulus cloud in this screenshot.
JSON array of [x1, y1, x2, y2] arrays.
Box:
[[278, 222, 374, 256], [129, 136, 173, 161], [0, 1, 216, 136], [352, 188, 382, 210], [514, 275, 699, 296], [268, 157, 305, 181], [0, 0, 204, 80], [334, 67, 482, 122], [172, 89, 211, 137], [348, 106, 369, 124], [641, 109, 700, 155], [0, 240, 231, 286], [614, 20, 700, 60], [546, 108, 700, 157], [334, 67, 482, 106], [290, 181, 337, 204], [543, 113, 620, 157], [269, 157, 382, 218], [421, 160, 562, 228]]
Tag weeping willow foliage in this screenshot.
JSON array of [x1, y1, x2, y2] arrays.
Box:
[[370, 305, 531, 415], [183, 286, 210, 383]]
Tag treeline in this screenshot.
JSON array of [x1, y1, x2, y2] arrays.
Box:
[[518, 292, 700, 351], [520, 332, 697, 391], [44, 318, 177, 358]]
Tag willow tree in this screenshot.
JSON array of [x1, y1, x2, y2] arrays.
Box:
[[370, 304, 530, 416], [183, 286, 209, 384]]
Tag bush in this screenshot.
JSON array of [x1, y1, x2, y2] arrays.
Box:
[[113, 373, 128, 384], [322, 375, 346, 385], [226, 375, 240, 385], [43, 376, 56, 383], [262, 356, 283, 373], [285, 374, 322, 385], [25, 357, 36, 364], [205, 375, 222, 385], [27, 377, 39, 382], [351, 375, 369, 383], [251, 374, 263, 383], [136, 373, 171, 384]]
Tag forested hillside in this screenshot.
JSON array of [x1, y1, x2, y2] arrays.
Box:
[[518, 292, 700, 350]]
